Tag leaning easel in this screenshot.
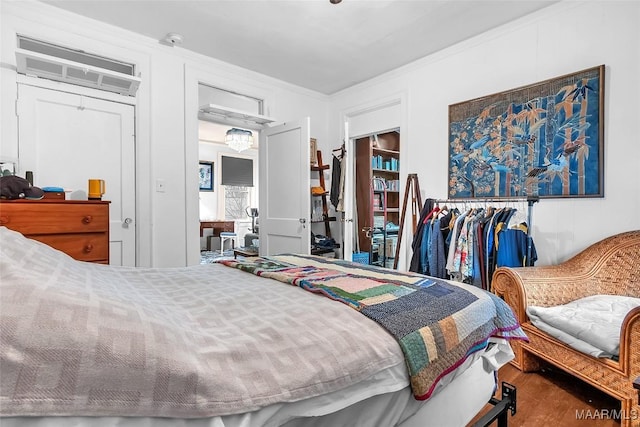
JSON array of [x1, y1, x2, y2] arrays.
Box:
[[393, 173, 422, 269]]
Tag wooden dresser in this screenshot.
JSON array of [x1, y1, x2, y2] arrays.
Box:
[[0, 200, 110, 264]]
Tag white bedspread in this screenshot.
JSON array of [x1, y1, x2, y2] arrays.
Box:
[[0, 227, 404, 418]]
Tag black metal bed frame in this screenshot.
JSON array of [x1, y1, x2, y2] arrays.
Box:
[[470, 382, 517, 427]]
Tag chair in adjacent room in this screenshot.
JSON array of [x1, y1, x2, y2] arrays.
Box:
[[219, 231, 237, 255]]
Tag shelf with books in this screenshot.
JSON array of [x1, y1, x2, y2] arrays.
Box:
[[355, 130, 400, 267]]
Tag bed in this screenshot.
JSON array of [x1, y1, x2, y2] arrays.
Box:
[[0, 226, 524, 426]]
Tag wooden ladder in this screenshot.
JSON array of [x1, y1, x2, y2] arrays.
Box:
[[311, 150, 336, 238], [393, 173, 422, 269]]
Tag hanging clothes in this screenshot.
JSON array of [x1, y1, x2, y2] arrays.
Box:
[[452, 211, 474, 278], [428, 217, 447, 279], [409, 198, 435, 273], [446, 209, 469, 279], [419, 205, 440, 275], [420, 217, 433, 275], [411, 199, 538, 289], [330, 152, 341, 209], [495, 215, 538, 268], [337, 154, 346, 212], [439, 203, 538, 288], [484, 208, 514, 283]]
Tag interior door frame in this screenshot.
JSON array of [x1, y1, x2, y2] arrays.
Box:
[[15, 75, 139, 266], [341, 92, 407, 267], [184, 64, 274, 266]]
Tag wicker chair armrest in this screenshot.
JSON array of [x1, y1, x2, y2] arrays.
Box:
[[492, 264, 604, 313], [493, 231, 640, 321], [620, 306, 640, 381]]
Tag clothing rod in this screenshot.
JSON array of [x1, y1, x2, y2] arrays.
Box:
[[434, 195, 539, 266], [434, 196, 539, 204]]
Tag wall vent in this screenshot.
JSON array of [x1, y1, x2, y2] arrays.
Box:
[[15, 36, 141, 96], [199, 104, 276, 130]]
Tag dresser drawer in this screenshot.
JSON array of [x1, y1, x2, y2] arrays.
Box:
[[0, 200, 110, 264], [0, 203, 108, 234], [29, 233, 109, 262]]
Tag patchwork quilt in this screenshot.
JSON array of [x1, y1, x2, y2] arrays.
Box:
[[218, 254, 528, 400]]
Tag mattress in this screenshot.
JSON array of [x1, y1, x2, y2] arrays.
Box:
[[1, 338, 513, 427], [0, 226, 518, 426]]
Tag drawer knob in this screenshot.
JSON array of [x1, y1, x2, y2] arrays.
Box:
[[0, 216, 8, 225], [83, 244, 94, 253], [82, 215, 93, 224]]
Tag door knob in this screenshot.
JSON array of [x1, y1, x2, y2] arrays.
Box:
[[299, 218, 306, 228], [123, 217, 133, 228]]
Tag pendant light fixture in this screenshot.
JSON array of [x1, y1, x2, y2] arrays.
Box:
[[225, 128, 254, 152]]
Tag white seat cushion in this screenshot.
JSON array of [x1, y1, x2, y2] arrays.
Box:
[[527, 295, 640, 358]]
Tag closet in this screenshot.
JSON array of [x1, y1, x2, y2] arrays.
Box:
[[354, 130, 400, 267]]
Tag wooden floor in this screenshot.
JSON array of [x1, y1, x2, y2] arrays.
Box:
[[468, 362, 621, 426]]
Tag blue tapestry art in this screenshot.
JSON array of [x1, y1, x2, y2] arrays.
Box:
[[448, 65, 604, 199]]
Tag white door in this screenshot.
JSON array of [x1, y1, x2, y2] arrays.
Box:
[[17, 84, 136, 266], [343, 122, 355, 261], [258, 117, 310, 256]]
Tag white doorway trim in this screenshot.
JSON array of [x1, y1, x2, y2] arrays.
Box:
[[340, 91, 409, 269], [16, 75, 138, 266], [184, 64, 275, 266]]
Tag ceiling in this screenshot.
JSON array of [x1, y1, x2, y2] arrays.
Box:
[[41, 0, 557, 95]]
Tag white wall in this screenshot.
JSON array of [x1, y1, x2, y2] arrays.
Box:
[[331, 1, 640, 266], [1, 0, 330, 267], [3, 1, 638, 268]]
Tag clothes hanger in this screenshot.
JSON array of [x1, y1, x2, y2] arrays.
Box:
[[332, 142, 346, 159]]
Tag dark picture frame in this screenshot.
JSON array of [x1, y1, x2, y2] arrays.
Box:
[[448, 65, 604, 199], [199, 161, 214, 191]]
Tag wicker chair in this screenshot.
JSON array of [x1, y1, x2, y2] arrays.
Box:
[[493, 230, 640, 427]]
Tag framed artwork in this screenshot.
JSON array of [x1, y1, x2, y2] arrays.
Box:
[[448, 65, 604, 199], [199, 161, 214, 191]]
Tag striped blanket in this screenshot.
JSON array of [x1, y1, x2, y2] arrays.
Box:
[[218, 254, 527, 400]]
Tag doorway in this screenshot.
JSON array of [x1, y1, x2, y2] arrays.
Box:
[[353, 130, 401, 269], [17, 83, 136, 266], [186, 73, 312, 264], [343, 94, 405, 267], [198, 120, 258, 262]]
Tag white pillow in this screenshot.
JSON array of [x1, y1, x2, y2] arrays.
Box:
[[527, 295, 640, 358]]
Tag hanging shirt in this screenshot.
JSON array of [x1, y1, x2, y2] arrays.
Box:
[[431, 218, 447, 278], [410, 199, 436, 273], [496, 227, 537, 267], [461, 209, 484, 280], [336, 155, 347, 212], [420, 219, 433, 275], [472, 219, 484, 288], [446, 210, 469, 275], [330, 154, 341, 209], [453, 213, 473, 277]]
